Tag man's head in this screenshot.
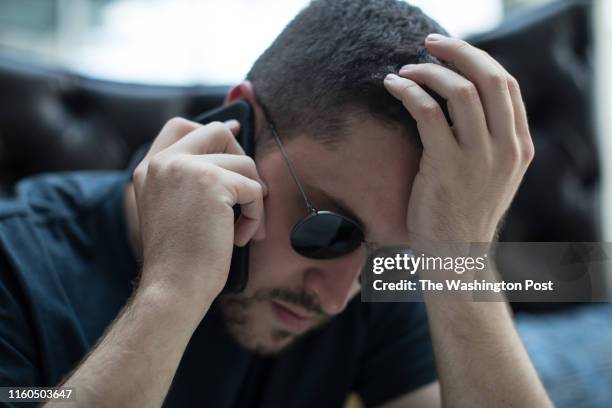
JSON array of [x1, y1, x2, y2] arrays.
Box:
[[218, 0, 448, 354], [248, 0, 448, 146]]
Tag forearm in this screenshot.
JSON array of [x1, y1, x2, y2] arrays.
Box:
[[424, 299, 552, 407], [46, 283, 209, 408]]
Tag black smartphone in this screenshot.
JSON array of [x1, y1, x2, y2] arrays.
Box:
[[193, 100, 255, 294]]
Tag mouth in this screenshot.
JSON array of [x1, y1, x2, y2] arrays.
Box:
[[270, 300, 317, 334]]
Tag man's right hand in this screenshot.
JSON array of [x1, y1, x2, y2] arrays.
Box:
[[131, 117, 266, 312]]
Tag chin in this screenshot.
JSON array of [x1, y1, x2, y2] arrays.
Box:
[[218, 299, 294, 355], [218, 291, 328, 356]]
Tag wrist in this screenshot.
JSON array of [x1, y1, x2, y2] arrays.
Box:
[[134, 277, 216, 328]]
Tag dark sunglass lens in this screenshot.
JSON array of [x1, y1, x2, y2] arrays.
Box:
[[291, 212, 364, 259]]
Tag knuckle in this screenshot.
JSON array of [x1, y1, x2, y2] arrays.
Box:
[[507, 75, 521, 93], [197, 162, 221, 186], [205, 120, 224, 130], [250, 179, 263, 196], [159, 117, 196, 144], [453, 39, 470, 52], [238, 153, 255, 165], [399, 81, 418, 96], [166, 156, 186, 176], [132, 164, 145, 185], [499, 141, 522, 168], [247, 181, 264, 208], [164, 117, 192, 133], [507, 142, 522, 164], [240, 175, 256, 189], [454, 82, 479, 101], [241, 155, 257, 172], [206, 121, 231, 135], [418, 102, 444, 122], [523, 139, 535, 163], [484, 71, 508, 90], [206, 121, 233, 143], [479, 49, 496, 63], [147, 155, 167, 176]]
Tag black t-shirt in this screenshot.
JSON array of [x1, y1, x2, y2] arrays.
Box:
[[0, 171, 437, 407]]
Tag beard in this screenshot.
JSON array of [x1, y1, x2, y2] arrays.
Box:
[[217, 288, 330, 355]]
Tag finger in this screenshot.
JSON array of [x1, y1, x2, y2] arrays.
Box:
[[424, 34, 515, 140], [459, 47, 533, 163], [399, 63, 489, 148], [203, 154, 268, 196], [164, 121, 246, 156], [218, 168, 266, 246], [473, 51, 534, 163], [475, 50, 531, 140], [132, 117, 202, 193], [197, 154, 267, 242], [465, 48, 534, 163], [147, 117, 202, 159], [134, 121, 251, 199], [383, 73, 457, 154], [224, 119, 241, 136], [506, 74, 530, 142], [203, 155, 268, 241]]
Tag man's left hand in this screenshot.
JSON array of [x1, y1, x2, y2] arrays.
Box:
[[384, 33, 534, 244]]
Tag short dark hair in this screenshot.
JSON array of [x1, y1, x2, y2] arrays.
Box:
[[247, 0, 450, 146]]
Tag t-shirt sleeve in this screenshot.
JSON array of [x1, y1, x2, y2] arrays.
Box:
[[354, 302, 437, 407], [0, 248, 42, 393]]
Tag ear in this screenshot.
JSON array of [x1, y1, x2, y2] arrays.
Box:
[[224, 80, 268, 147], [225, 80, 257, 105]]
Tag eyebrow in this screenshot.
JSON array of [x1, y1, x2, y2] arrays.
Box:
[[318, 189, 369, 237], [325, 193, 385, 250]]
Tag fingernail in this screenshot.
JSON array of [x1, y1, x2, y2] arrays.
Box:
[[260, 181, 268, 197], [384, 73, 400, 82], [426, 33, 446, 42], [224, 119, 240, 127]]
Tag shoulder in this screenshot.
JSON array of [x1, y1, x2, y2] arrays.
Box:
[[0, 171, 135, 385], [0, 170, 129, 223], [0, 169, 133, 311]]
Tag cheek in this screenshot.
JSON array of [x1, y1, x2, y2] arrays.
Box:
[[245, 191, 306, 292], [249, 149, 329, 293]]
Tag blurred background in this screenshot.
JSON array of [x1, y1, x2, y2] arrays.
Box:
[[0, 0, 507, 84], [0, 0, 585, 84]]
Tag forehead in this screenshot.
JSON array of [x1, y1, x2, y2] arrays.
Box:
[[283, 116, 421, 244]]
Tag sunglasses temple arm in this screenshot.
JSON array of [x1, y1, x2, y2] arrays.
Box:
[[268, 123, 317, 215]]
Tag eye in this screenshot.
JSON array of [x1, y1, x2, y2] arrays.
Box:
[[325, 200, 345, 215]]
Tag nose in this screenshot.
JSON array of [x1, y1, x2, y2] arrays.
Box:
[[303, 249, 365, 315]]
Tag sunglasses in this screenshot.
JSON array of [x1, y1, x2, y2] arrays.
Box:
[[257, 100, 367, 260]]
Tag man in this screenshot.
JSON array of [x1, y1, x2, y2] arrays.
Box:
[[0, 0, 551, 406]]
